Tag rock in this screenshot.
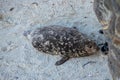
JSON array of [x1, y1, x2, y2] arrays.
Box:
[[94, 0, 120, 80]]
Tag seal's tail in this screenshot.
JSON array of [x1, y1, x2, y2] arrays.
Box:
[[23, 30, 32, 41]]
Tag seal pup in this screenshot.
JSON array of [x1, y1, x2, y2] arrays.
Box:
[[31, 25, 99, 66]]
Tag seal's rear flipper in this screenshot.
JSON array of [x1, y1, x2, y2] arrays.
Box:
[[55, 56, 70, 66]]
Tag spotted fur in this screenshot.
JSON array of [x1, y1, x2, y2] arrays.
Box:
[[31, 25, 99, 65]]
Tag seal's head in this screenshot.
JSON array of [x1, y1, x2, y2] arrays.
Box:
[[85, 40, 99, 55]]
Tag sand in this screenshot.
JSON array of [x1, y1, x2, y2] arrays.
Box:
[[0, 0, 112, 80]]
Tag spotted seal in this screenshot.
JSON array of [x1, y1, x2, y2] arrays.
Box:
[[31, 25, 99, 66]]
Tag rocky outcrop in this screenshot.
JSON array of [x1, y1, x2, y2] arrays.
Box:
[[94, 0, 120, 80]]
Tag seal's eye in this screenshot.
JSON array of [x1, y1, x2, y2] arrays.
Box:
[[89, 45, 92, 48], [88, 45, 92, 48]]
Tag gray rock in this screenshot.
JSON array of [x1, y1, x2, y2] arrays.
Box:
[[94, 0, 120, 79]]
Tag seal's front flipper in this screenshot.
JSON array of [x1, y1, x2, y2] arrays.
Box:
[[55, 56, 70, 66]]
